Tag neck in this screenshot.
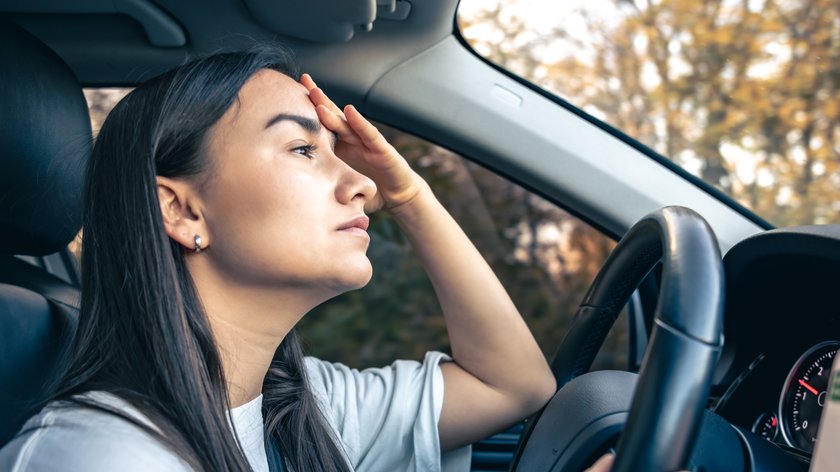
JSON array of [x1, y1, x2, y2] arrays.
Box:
[[188, 260, 327, 408]]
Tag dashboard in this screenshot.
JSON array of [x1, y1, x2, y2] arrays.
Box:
[[712, 225, 840, 466]]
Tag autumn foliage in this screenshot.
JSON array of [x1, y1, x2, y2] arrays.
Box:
[[460, 0, 840, 227]]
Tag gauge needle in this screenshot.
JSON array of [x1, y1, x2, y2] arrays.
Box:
[[799, 379, 819, 395]]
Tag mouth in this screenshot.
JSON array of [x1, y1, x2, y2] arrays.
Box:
[[337, 215, 370, 237]]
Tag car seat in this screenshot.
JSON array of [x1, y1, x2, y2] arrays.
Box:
[[0, 18, 89, 447]]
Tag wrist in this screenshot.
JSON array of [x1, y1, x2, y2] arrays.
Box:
[[386, 179, 436, 222]]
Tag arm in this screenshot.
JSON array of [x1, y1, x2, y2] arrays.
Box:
[[389, 181, 556, 450], [302, 75, 556, 451]]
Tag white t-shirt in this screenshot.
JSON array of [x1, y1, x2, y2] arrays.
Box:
[[0, 351, 471, 471], [229, 394, 269, 472]]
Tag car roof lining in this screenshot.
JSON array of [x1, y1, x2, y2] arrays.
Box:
[[4, 0, 413, 46], [4, 0, 454, 94]]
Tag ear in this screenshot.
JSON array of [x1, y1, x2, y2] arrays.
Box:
[[156, 176, 209, 252]]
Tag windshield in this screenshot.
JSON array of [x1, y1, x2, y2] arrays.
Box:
[[458, 0, 840, 227]]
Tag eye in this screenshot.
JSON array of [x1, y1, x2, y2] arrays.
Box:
[[292, 144, 317, 159]]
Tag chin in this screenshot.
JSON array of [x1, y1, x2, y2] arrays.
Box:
[[328, 259, 373, 293], [348, 263, 374, 289]]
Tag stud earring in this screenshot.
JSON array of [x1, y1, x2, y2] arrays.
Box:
[[194, 234, 202, 253]]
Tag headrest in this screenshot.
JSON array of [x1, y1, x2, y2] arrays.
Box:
[[0, 19, 92, 256]]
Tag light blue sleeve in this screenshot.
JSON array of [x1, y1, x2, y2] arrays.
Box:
[[304, 351, 471, 472], [0, 396, 192, 471]]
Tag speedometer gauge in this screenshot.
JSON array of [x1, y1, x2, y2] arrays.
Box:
[[779, 341, 840, 452]]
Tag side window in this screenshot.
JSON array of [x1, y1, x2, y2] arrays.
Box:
[[85, 88, 131, 133], [300, 123, 628, 371]]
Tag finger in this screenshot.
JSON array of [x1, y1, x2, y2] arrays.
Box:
[[300, 73, 316, 92], [314, 104, 360, 145], [344, 105, 389, 151], [584, 453, 614, 472], [301, 74, 341, 114], [307, 84, 345, 117]]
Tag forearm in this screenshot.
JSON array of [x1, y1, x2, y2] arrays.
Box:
[[390, 182, 556, 407]]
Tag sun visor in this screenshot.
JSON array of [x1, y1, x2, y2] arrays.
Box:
[[243, 0, 411, 43], [0, 0, 185, 47]]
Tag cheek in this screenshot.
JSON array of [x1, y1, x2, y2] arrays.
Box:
[[201, 157, 371, 290], [209, 176, 322, 262], [203, 169, 350, 282]]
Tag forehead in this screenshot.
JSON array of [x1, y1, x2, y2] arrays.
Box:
[[234, 68, 314, 121], [206, 68, 319, 159]]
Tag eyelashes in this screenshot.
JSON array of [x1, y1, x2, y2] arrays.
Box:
[[292, 144, 317, 159]]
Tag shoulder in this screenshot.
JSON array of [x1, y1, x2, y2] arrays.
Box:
[[304, 351, 451, 397], [303, 352, 466, 472], [0, 392, 191, 472]]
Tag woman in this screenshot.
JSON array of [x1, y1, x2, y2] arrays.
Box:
[[0, 47, 558, 471]]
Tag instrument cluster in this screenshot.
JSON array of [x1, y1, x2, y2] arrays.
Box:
[[748, 341, 839, 453]]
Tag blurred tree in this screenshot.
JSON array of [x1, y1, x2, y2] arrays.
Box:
[[84, 88, 130, 134], [459, 0, 840, 227]]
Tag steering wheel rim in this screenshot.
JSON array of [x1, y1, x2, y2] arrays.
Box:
[[512, 206, 725, 471]]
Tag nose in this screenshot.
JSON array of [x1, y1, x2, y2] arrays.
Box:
[[335, 158, 376, 206]]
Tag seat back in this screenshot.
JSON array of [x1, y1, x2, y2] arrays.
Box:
[[0, 18, 90, 446]]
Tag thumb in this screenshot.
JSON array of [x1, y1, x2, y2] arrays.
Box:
[[585, 453, 614, 472]]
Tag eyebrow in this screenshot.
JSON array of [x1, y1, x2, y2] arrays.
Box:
[[265, 113, 339, 149]]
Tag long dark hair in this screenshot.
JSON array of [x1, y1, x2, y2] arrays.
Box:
[[56, 47, 351, 471]]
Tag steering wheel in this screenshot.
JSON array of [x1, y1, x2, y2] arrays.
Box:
[[512, 206, 725, 471]]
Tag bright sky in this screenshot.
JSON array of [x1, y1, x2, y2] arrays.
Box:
[[458, 0, 617, 63]]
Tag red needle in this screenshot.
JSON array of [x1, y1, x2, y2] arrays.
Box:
[[799, 378, 819, 395]]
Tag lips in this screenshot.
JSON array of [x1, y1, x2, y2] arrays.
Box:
[[337, 215, 370, 232]]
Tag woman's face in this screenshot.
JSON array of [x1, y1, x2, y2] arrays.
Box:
[[197, 69, 376, 298]]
